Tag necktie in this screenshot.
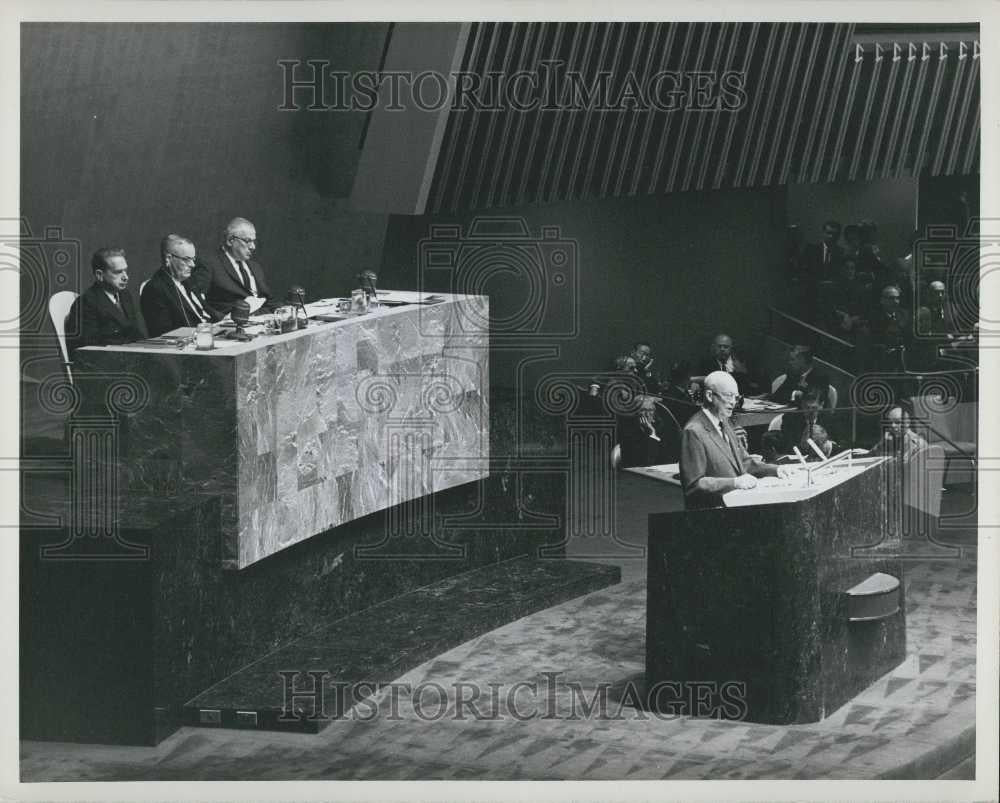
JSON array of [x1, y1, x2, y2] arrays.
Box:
[[718, 422, 730, 448], [238, 261, 257, 296], [182, 284, 209, 322]]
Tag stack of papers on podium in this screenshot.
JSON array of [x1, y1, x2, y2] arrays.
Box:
[[741, 398, 792, 412]]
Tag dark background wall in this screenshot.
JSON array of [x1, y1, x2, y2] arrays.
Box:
[[379, 186, 788, 390], [786, 176, 918, 267], [21, 22, 391, 376]]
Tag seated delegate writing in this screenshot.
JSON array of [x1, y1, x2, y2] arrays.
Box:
[[679, 371, 789, 509], [761, 387, 837, 463], [67, 247, 147, 351]]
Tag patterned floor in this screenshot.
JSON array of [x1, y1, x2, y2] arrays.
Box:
[[20, 479, 978, 781]]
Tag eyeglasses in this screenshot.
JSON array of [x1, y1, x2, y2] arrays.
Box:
[[231, 235, 257, 246], [715, 391, 742, 403], [169, 253, 196, 265]]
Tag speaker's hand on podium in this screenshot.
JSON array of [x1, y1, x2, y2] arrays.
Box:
[[734, 474, 758, 490]]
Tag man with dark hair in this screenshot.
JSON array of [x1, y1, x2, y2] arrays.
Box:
[[192, 216, 275, 317], [841, 224, 862, 262], [67, 247, 147, 351], [762, 386, 838, 462], [801, 220, 844, 284], [664, 360, 697, 404], [141, 235, 221, 337], [770, 345, 832, 407], [629, 341, 662, 395], [679, 371, 787, 508]]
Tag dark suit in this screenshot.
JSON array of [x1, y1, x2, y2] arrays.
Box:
[[800, 241, 844, 285], [914, 303, 958, 370], [141, 268, 220, 337], [770, 366, 832, 406], [192, 248, 275, 317], [697, 356, 756, 395], [67, 283, 147, 352], [679, 409, 778, 508], [762, 411, 837, 461], [866, 308, 913, 371]]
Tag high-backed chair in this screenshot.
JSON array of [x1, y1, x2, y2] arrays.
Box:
[[140, 279, 149, 297], [48, 291, 78, 385]]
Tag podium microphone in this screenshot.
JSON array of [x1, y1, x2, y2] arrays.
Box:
[[806, 438, 828, 462]]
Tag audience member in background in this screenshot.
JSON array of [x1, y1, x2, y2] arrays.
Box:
[[629, 341, 662, 395], [830, 258, 871, 336], [193, 217, 276, 317], [663, 361, 698, 404], [857, 219, 888, 285], [801, 220, 844, 286], [915, 280, 973, 370], [142, 235, 221, 338], [916, 281, 956, 339], [868, 403, 927, 462], [679, 371, 787, 508], [761, 387, 837, 462], [841, 224, 862, 262], [610, 353, 663, 468], [864, 284, 912, 371], [770, 345, 831, 407], [699, 333, 757, 394], [67, 247, 147, 351]]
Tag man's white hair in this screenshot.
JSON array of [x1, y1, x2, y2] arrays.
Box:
[[224, 217, 254, 240], [703, 370, 738, 398]]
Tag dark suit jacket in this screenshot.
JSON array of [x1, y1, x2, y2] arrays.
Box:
[[697, 356, 756, 395], [773, 411, 836, 458], [770, 366, 832, 406], [67, 283, 147, 352], [192, 248, 275, 317], [679, 409, 777, 508], [141, 268, 221, 338], [800, 241, 844, 284]]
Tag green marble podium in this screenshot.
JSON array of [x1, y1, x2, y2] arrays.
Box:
[[646, 457, 906, 724]]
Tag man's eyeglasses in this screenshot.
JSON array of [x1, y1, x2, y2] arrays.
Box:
[[169, 253, 196, 265], [231, 235, 257, 246]]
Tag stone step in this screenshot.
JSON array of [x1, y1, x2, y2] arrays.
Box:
[[183, 557, 620, 733]]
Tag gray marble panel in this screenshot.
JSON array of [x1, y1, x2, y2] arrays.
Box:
[[75, 295, 489, 570]]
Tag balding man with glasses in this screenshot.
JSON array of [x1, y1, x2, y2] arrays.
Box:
[[141, 235, 221, 338], [191, 217, 275, 317], [679, 371, 788, 509]]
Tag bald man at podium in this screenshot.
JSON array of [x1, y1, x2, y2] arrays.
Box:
[[680, 371, 789, 509]]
